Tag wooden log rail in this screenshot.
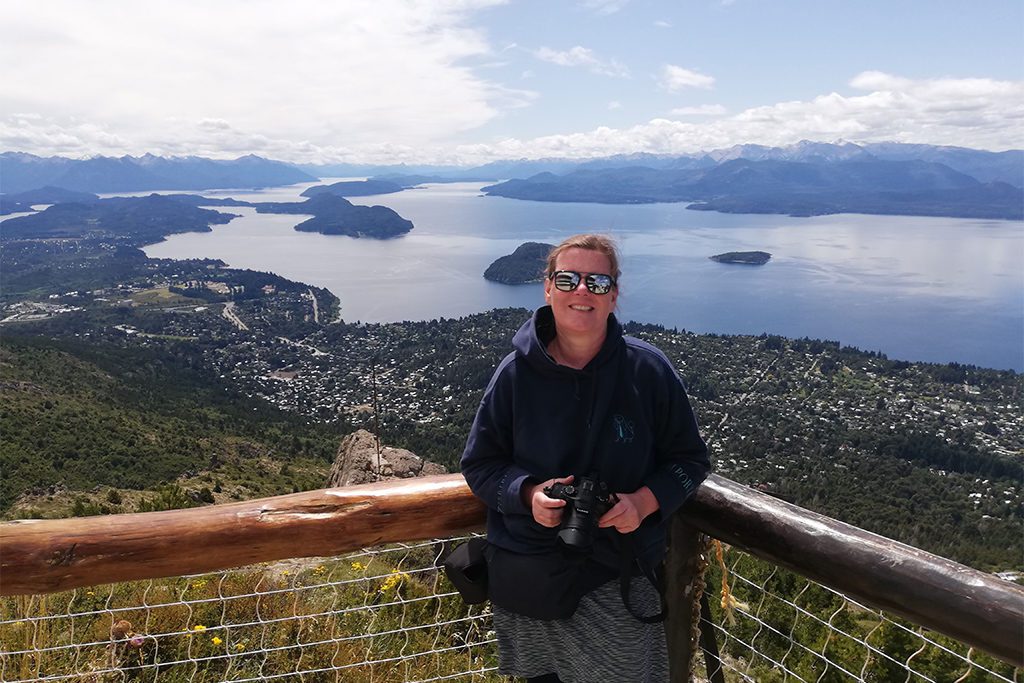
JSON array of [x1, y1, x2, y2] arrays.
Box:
[[1, 473, 1022, 668], [0, 476, 485, 594]]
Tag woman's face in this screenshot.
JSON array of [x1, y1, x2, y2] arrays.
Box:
[[544, 247, 618, 339]]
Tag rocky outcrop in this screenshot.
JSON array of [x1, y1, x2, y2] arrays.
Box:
[[326, 429, 446, 487]]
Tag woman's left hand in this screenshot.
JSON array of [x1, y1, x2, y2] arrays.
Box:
[[597, 487, 659, 533]]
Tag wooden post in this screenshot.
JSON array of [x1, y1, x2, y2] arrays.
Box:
[[665, 514, 705, 682]]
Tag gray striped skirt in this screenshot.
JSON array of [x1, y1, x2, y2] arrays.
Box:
[[492, 576, 669, 682]]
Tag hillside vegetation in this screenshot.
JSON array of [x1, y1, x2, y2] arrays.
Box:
[[0, 336, 342, 516]]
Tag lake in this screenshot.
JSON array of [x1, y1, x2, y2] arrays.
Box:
[[141, 180, 1024, 371]]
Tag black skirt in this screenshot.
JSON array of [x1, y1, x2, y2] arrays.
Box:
[[492, 577, 669, 682]]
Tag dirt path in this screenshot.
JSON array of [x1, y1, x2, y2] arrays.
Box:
[[308, 288, 320, 324]]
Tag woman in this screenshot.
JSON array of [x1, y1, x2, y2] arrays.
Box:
[[461, 234, 710, 683]]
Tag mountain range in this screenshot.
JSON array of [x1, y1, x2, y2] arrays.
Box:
[[467, 141, 1023, 187], [0, 152, 316, 195], [2, 141, 1021, 220], [477, 142, 1023, 220]]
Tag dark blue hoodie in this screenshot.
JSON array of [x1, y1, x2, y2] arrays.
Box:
[[461, 306, 710, 574]]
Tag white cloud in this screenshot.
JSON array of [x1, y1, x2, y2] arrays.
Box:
[[579, 0, 630, 15], [608, 101, 623, 110], [10, 71, 1019, 164], [670, 105, 728, 116], [660, 65, 715, 91], [451, 73, 1024, 163], [654, 20, 672, 28], [0, 0, 513, 161], [849, 71, 913, 91], [534, 46, 630, 78]]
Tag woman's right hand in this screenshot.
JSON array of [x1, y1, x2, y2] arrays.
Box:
[[523, 475, 574, 527]]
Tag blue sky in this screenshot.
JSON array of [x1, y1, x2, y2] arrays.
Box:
[[472, 1, 1024, 137], [2, 0, 1021, 164]]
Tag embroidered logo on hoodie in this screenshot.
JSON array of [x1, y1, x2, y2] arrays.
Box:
[[612, 414, 635, 443]]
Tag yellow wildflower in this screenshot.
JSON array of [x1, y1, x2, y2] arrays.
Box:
[[192, 625, 207, 632], [378, 569, 407, 593], [234, 643, 246, 652], [211, 636, 223, 646], [86, 591, 95, 596], [351, 561, 365, 571]]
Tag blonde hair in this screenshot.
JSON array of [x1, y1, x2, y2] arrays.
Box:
[[545, 234, 621, 281]]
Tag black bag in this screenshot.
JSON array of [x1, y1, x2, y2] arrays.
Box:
[[485, 544, 591, 620], [441, 537, 489, 604]]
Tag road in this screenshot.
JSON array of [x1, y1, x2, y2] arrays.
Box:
[[222, 301, 249, 331]]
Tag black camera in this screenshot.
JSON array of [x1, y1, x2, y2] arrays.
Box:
[[544, 476, 615, 552]]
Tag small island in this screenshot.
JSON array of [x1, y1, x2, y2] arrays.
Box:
[[710, 251, 772, 265], [484, 242, 554, 284]]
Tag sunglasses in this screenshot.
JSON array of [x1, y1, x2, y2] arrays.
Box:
[[549, 270, 617, 295]]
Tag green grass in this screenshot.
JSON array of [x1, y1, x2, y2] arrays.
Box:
[[130, 287, 205, 306], [0, 548, 498, 682]]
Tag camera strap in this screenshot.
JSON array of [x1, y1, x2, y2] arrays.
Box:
[[618, 535, 666, 624]]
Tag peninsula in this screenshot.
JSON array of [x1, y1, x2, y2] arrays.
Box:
[[0, 194, 238, 243], [301, 180, 407, 198], [1, 191, 415, 242]]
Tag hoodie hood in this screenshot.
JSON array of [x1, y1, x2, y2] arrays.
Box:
[[512, 305, 624, 375]]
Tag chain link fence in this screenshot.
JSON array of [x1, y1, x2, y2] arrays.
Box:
[[1, 535, 1019, 682]]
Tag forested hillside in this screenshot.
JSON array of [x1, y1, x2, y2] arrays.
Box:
[[0, 336, 343, 516]]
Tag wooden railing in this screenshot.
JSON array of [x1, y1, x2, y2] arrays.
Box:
[[2, 473, 1022, 675], [0, 476, 485, 594]]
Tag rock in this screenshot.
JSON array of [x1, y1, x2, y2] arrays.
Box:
[[326, 429, 446, 487]]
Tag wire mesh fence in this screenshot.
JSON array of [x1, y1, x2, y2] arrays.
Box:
[[698, 542, 1021, 683], [0, 536, 497, 683], [1, 534, 1019, 682]]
